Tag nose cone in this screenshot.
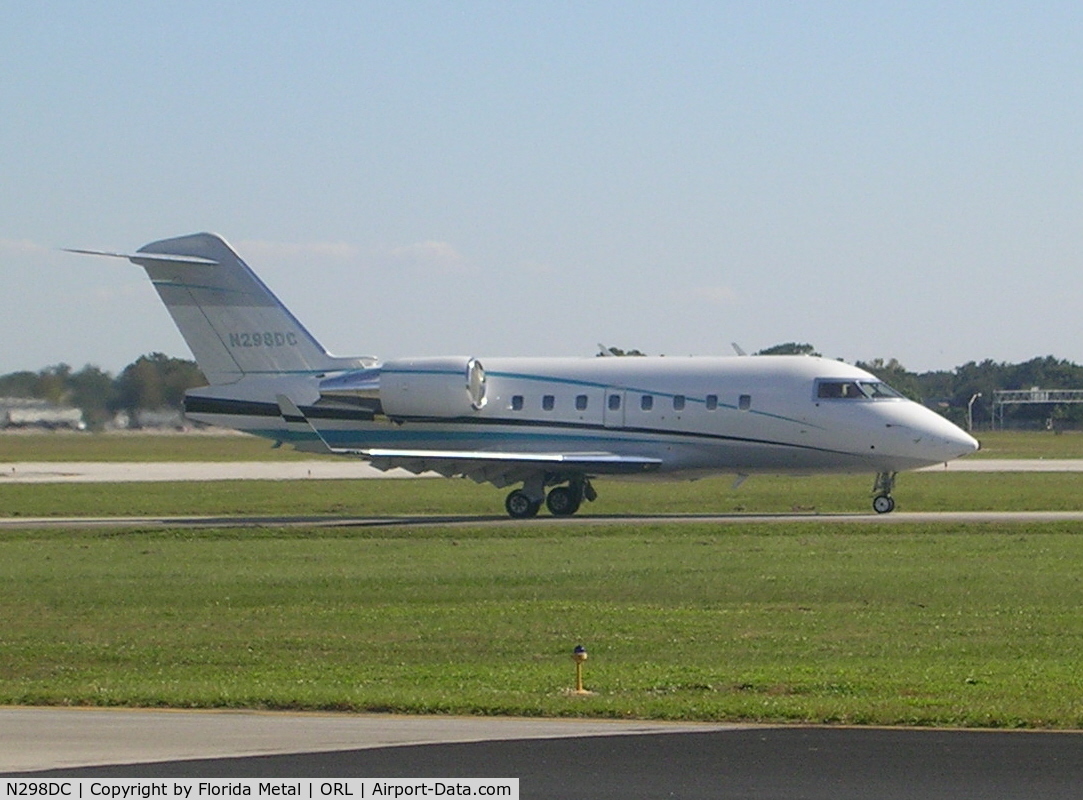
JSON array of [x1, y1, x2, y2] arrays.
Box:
[[915, 408, 980, 463], [943, 426, 980, 460], [872, 402, 980, 468]]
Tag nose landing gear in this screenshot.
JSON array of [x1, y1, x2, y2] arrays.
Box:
[[872, 471, 897, 514], [872, 494, 896, 514]]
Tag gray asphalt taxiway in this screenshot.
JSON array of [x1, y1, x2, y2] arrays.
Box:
[[5, 708, 1083, 799]]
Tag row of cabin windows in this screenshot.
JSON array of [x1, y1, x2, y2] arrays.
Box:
[[508, 393, 752, 412]]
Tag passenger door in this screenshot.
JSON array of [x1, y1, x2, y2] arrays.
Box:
[[603, 389, 625, 429]]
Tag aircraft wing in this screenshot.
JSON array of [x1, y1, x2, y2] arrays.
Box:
[[357, 448, 662, 487]]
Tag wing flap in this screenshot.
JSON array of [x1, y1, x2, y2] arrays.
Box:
[[360, 449, 662, 488], [361, 448, 661, 466]]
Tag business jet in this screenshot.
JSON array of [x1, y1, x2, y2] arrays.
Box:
[[69, 233, 979, 517]]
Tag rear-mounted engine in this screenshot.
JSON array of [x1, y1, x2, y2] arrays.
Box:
[[379, 357, 487, 419]]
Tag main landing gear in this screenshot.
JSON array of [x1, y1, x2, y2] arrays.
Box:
[[872, 471, 897, 514], [505, 478, 597, 519]]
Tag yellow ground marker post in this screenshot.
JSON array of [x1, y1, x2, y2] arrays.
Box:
[[571, 644, 594, 696]]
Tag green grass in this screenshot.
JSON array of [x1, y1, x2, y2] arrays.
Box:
[[972, 430, 1083, 459], [1, 472, 1083, 518], [4, 521, 1083, 727]]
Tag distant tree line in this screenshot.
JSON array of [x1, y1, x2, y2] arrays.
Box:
[[855, 355, 1083, 430], [0, 353, 205, 430]]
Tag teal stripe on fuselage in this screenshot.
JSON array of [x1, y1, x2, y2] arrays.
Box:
[[247, 423, 849, 460]]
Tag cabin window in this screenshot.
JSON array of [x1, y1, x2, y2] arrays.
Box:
[[542, 395, 555, 411], [706, 394, 718, 411], [511, 395, 524, 411], [576, 394, 588, 411], [640, 395, 653, 411], [608, 394, 622, 411], [739, 394, 751, 411], [673, 395, 686, 411]]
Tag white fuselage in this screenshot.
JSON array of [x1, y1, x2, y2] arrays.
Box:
[[186, 354, 978, 479]]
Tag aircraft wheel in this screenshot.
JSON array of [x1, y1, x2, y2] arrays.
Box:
[[546, 486, 582, 516], [505, 490, 541, 519], [872, 494, 895, 514]]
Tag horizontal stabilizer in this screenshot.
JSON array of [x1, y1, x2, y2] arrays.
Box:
[[63, 248, 219, 266]]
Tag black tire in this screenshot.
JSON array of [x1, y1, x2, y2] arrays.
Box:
[[505, 490, 541, 518], [872, 494, 895, 514], [546, 486, 582, 516]]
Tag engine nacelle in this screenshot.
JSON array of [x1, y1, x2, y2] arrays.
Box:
[[379, 356, 487, 419]]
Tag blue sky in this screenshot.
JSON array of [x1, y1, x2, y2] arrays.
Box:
[[3, 2, 1082, 375]]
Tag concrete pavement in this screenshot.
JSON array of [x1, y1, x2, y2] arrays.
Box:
[[0, 706, 738, 774]]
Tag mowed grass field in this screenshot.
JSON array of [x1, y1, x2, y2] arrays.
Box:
[[3, 472, 1083, 516], [3, 430, 1083, 728], [5, 521, 1083, 728]]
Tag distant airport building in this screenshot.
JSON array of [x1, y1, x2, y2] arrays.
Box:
[[0, 398, 85, 430], [108, 407, 188, 431]]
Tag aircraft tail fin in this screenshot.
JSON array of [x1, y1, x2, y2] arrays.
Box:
[[72, 233, 368, 385]]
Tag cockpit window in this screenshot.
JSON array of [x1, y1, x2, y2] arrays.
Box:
[[816, 380, 903, 400], [817, 381, 863, 399], [861, 381, 904, 399]]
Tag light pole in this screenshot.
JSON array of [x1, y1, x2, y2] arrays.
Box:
[[967, 393, 982, 432]]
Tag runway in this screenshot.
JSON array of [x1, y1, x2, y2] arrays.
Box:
[[5, 708, 1083, 799]]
